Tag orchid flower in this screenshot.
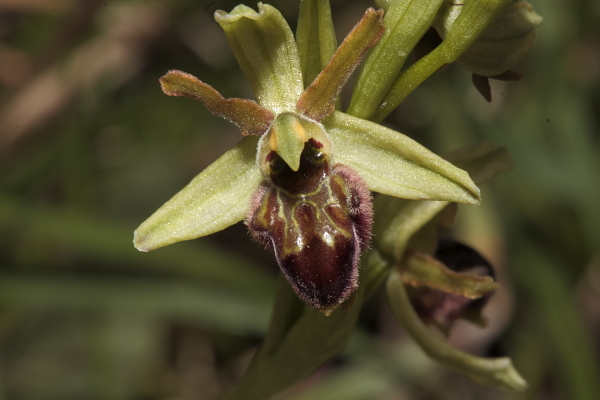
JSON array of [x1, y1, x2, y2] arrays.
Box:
[[133, 4, 480, 315]]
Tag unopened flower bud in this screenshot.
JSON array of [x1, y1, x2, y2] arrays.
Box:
[[434, 1, 543, 77], [405, 239, 497, 334]]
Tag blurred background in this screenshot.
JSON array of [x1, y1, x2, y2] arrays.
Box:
[[0, 0, 598, 399]]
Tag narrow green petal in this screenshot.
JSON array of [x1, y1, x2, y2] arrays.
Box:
[[160, 70, 274, 136], [215, 4, 303, 114], [325, 111, 480, 204], [347, 0, 444, 120], [296, 0, 338, 88], [297, 8, 384, 121], [133, 136, 261, 252]]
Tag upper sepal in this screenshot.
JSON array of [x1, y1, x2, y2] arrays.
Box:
[[134, 136, 262, 252], [215, 3, 303, 114]]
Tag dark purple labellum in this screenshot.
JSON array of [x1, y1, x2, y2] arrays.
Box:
[[247, 139, 372, 314]]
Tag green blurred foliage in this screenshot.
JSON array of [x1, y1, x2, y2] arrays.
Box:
[[0, 0, 598, 399]]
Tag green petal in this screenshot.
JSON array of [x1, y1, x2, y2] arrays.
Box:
[[215, 4, 303, 114], [348, 0, 444, 120], [373, 141, 512, 261], [296, 0, 338, 88], [160, 70, 274, 136], [325, 111, 480, 204], [297, 8, 384, 122], [133, 136, 262, 252]]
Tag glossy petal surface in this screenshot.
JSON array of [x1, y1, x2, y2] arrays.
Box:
[[248, 140, 372, 312]]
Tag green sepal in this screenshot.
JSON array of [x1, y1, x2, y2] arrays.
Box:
[[386, 267, 528, 392], [296, 0, 338, 88], [215, 3, 303, 114], [325, 111, 481, 205], [133, 136, 261, 252], [401, 251, 499, 299], [348, 0, 444, 120], [373, 141, 512, 261], [373, 0, 515, 122], [297, 8, 384, 122]]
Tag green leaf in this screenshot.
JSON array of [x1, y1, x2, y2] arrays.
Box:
[[133, 136, 262, 252], [159, 70, 274, 136], [215, 4, 303, 114], [0, 195, 275, 297], [296, 0, 338, 88], [386, 267, 528, 392], [374, 197, 448, 261], [0, 274, 271, 334], [226, 276, 363, 400], [348, 0, 444, 119], [325, 111, 481, 204], [297, 8, 384, 121]]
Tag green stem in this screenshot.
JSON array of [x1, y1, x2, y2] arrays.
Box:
[[371, 0, 514, 122], [386, 267, 528, 392]]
